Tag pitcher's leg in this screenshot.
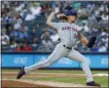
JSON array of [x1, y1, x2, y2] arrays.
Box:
[[67, 49, 93, 82], [25, 43, 69, 73]]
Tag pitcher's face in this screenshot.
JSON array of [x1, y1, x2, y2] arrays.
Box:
[[67, 15, 76, 23]]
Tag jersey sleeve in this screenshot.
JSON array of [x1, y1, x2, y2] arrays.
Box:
[[52, 22, 62, 30]]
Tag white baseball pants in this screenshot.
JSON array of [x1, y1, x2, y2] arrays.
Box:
[[25, 43, 94, 82]]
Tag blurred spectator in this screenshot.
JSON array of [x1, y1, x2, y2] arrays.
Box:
[[10, 30, 19, 42], [13, 14, 23, 30], [29, 24, 41, 42], [1, 32, 10, 46], [32, 37, 39, 47], [30, 27, 39, 40], [15, 41, 32, 52], [101, 13, 108, 20], [29, 2, 41, 16], [50, 31, 59, 42], [98, 44, 107, 52], [3, 14, 13, 35], [25, 12, 35, 21], [1, 1, 108, 52], [17, 25, 28, 40], [80, 22, 91, 35], [10, 39, 17, 48], [41, 31, 53, 51], [25, 2, 41, 21], [15, 43, 23, 52], [35, 24, 42, 36], [23, 43, 32, 52], [15, 3, 25, 12]]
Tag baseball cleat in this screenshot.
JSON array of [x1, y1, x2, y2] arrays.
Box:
[[16, 67, 26, 79], [86, 81, 100, 87]]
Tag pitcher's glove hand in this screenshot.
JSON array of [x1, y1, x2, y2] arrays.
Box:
[[87, 37, 96, 48]]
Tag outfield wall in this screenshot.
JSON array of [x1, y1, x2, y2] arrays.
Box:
[[1, 52, 108, 69]]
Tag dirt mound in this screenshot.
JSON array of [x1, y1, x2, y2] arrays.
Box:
[[2, 79, 89, 88], [2, 72, 90, 87], [2, 80, 52, 88]]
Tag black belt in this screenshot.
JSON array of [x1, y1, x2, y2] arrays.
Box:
[[63, 45, 72, 50]]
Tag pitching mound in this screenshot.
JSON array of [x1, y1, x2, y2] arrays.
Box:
[[2, 79, 52, 87], [2, 79, 90, 88], [2, 72, 93, 87]]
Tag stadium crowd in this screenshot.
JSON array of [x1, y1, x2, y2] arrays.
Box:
[[1, 1, 108, 52]]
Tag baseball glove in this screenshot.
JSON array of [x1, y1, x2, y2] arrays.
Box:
[[87, 37, 96, 48]]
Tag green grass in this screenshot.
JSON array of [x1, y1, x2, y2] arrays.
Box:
[[2, 69, 108, 74], [94, 77, 108, 87], [27, 76, 108, 87], [2, 69, 108, 87], [30, 76, 108, 87], [33, 77, 86, 84]]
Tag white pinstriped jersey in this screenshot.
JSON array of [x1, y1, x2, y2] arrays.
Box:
[[52, 22, 81, 47]]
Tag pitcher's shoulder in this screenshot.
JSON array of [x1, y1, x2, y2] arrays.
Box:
[[72, 23, 81, 31]]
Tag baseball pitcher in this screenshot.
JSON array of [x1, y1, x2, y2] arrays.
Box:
[[16, 8, 100, 87]]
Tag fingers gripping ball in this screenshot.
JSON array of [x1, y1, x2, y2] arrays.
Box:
[[87, 37, 96, 48]]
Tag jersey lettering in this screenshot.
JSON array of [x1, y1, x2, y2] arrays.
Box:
[[62, 26, 78, 33]]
